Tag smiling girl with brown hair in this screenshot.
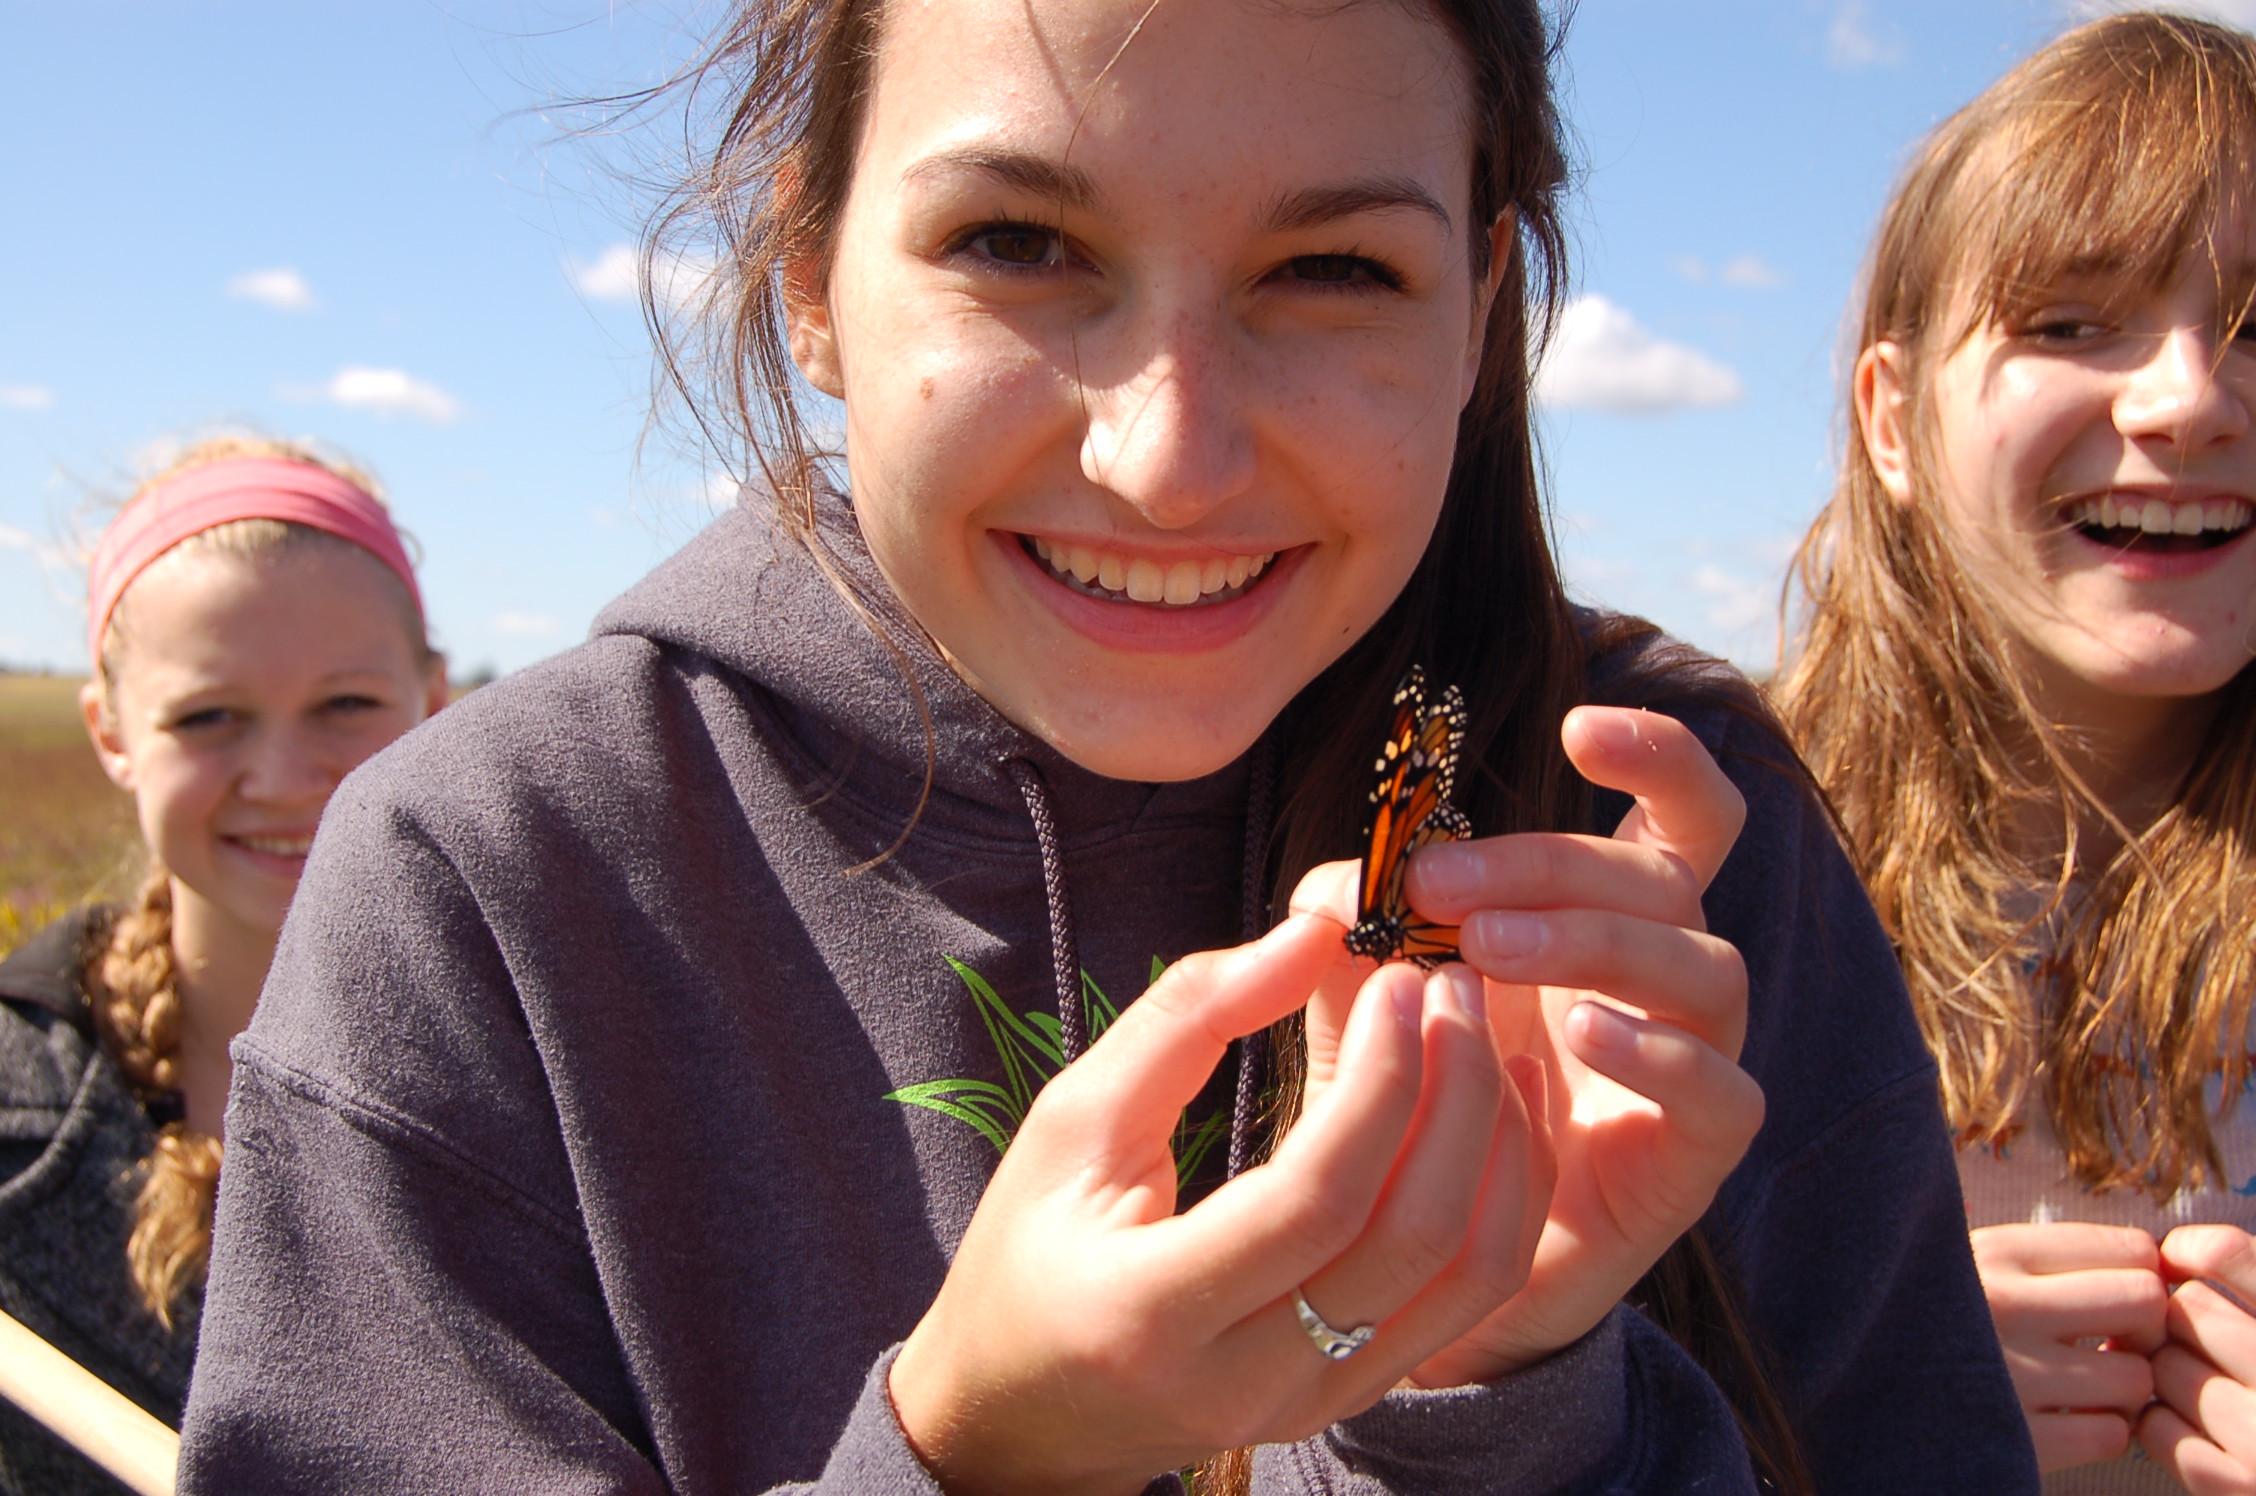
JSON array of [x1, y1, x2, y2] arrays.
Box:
[[177, 3, 2027, 1492], [1778, 14, 2256, 1490]]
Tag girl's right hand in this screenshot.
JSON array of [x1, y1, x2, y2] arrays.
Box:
[[1970, 1222, 2168, 1471], [887, 912, 1554, 1496]]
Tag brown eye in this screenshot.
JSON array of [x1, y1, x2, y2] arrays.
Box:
[[1276, 254, 1401, 292], [969, 225, 1061, 267]]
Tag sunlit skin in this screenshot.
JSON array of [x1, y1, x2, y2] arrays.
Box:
[[789, 0, 1506, 782], [799, 7, 1762, 1494], [1860, 231, 2256, 807], [81, 541, 447, 1136]]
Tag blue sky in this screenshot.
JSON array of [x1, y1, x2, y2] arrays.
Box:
[[3, 0, 2245, 676]]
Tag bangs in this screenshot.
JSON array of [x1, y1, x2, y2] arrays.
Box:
[[1923, 14, 2256, 342]]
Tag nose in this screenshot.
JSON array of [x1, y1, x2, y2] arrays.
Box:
[[234, 719, 342, 811], [2115, 325, 2252, 453], [1078, 303, 1257, 529]]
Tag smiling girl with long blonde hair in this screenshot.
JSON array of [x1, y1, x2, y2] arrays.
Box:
[[1778, 14, 2256, 1490], [0, 437, 444, 1493]]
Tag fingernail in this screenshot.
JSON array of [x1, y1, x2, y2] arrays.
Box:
[[1467, 910, 1546, 961], [1578, 709, 1641, 756], [1411, 843, 1479, 902], [1571, 1001, 1636, 1053], [1434, 964, 1486, 1022]]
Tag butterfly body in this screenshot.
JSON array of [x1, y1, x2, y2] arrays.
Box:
[[1344, 666, 1470, 969]]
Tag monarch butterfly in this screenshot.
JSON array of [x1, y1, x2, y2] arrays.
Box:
[[1344, 666, 1471, 968]]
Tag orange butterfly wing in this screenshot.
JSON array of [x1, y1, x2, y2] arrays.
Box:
[[1344, 667, 1470, 969]]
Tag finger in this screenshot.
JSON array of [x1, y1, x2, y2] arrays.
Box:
[[1563, 1002, 1764, 1155], [1973, 1222, 2162, 1277], [2001, 1343, 2153, 1418], [1036, 914, 1339, 1170], [1983, 1266, 2170, 1350], [2174, 1280, 2256, 1387], [1404, 833, 1704, 929], [1145, 963, 1429, 1325], [1457, 909, 1746, 1059], [2166, 1227, 2256, 1306], [2142, 1402, 2256, 1496], [1287, 858, 1362, 931], [1274, 1042, 1554, 1407], [1560, 1002, 1764, 1229], [1294, 966, 1504, 1324], [2028, 1410, 2133, 1473], [2156, 1343, 2256, 1468], [1398, 1055, 1558, 1391], [1562, 706, 1745, 890]]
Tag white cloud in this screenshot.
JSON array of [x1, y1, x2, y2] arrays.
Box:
[[1672, 256, 1708, 284], [227, 267, 315, 311], [1827, 1, 1907, 68], [0, 385, 53, 411], [284, 366, 461, 424], [567, 243, 718, 310], [1536, 296, 1745, 414], [568, 245, 639, 302], [1718, 255, 1786, 289], [492, 612, 559, 637]]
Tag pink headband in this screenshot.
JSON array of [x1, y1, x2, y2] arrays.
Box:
[[87, 456, 422, 665]]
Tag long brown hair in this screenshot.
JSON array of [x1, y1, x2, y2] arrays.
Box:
[[1777, 13, 2256, 1198], [642, 1, 1802, 1486], [85, 434, 433, 1327]]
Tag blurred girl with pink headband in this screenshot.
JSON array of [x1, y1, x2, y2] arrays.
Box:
[[0, 436, 445, 1493]]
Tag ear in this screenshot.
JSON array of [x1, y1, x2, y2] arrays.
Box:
[[783, 247, 845, 400], [1856, 341, 1916, 504], [80, 679, 135, 792], [420, 653, 452, 721], [1463, 210, 1518, 405]]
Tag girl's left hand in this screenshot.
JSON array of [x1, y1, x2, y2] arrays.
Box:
[[1293, 705, 1763, 1386], [2140, 1225, 2256, 1493]]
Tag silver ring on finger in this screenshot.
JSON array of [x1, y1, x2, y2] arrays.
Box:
[[1291, 1286, 1376, 1362]]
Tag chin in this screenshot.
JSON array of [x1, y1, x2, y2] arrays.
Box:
[[1039, 706, 1269, 784]]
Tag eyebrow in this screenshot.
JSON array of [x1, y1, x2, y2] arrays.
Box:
[[903, 150, 1451, 236], [904, 149, 1102, 212], [1263, 179, 1452, 236]]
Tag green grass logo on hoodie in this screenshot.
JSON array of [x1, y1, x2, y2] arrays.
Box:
[[884, 956, 1230, 1188]]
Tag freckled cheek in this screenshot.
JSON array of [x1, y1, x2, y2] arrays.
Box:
[[850, 329, 1068, 482], [1269, 347, 1460, 515]]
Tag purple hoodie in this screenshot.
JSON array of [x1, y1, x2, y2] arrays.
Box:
[[177, 504, 2035, 1493]]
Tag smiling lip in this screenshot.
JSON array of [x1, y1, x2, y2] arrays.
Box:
[[2061, 490, 2256, 579], [222, 831, 317, 872], [998, 531, 1302, 654]]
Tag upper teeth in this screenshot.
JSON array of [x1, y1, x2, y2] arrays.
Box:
[[238, 835, 314, 857], [2063, 496, 2254, 535], [1030, 537, 1275, 604]]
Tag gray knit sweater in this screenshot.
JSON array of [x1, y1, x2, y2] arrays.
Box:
[[0, 910, 199, 1495]]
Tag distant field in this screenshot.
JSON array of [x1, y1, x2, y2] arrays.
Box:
[[0, 674, 138, 957]]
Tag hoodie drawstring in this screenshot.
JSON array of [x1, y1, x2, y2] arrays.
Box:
[[1227, 732, 1277, 1180], [1002, 736, 1277, 1177], [1002, 757, 1087, 1065]]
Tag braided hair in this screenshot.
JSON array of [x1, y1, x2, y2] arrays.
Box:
[[83, 867, 221, 1329]]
